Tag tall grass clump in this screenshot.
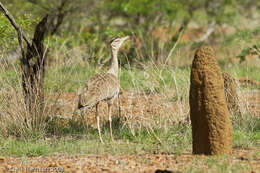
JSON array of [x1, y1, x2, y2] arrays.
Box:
[[0, 40, 92, 138], [0, 59, 49, 138]]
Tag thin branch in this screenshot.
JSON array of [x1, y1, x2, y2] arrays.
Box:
[[17, 28, 26, 60], [196, 21, 215, 43], [164, 28, 184, 65], [50, 1, 68, 35], [251, 46, 260, 55], [0, 2, 31, 46]]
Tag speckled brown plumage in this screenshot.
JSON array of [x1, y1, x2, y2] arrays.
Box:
[[77, 36, 129, 143], [78, 73, 120, 109]]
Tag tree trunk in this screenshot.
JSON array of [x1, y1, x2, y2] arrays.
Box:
[[21, 15, 48, 128], [0, 3, 49, 129]]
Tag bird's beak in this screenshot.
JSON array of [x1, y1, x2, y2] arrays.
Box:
[[123, 35, 130, 42]]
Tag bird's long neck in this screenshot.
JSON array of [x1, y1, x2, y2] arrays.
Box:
[[107, 49, 118, 77]]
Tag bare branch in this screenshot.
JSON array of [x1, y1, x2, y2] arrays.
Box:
[[196, 21, 215, 43], [17, 28, 26, 60], [165, 28, 184, 65], [0, 2, 31, 46]]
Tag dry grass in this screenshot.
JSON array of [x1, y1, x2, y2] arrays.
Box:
[[0, 52, 259, 138]]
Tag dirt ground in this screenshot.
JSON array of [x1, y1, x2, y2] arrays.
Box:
[[50, 88, 260, 125], [0, 148, 259, 173], [48, 89, 190, 129]]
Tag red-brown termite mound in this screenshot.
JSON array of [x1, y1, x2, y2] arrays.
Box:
[[189, 46, 233, 155]]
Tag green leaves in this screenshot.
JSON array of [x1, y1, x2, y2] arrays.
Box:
[[0, 14, 16, 50], [0, 13, 37, 51], [237, 44, 260, 63]]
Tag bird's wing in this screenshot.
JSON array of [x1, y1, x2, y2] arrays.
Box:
[[78, 73, 120, 108]]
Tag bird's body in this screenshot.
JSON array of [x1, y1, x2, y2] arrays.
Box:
[[78, 73, 120, 109], [77, 36, 129, 143]]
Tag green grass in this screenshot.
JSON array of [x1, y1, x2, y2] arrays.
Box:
[[0, 124, 192, 156], [44, 64, 97, 93], [0, 116, 259, 157], [186, 155, 250, 173], [222, 63, 260, 89], [1, 62, 259, 94], [0, 122, 258, 173], [44, 64, 192, 93], [232, 115, 260, 148]]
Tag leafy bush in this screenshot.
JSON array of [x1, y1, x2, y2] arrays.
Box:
[[0, 13, 38, 51]]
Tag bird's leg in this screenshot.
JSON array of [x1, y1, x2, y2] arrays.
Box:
[[117, 93, 121, 117], [108, 103, 114, 141], [96, 103, 103, 143], [80, 108, 86, 122]]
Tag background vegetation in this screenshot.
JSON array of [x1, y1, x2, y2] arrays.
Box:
[[0, 1, 259, 167]]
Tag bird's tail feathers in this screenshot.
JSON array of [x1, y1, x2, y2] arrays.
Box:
[[78, 94, 101, 109]]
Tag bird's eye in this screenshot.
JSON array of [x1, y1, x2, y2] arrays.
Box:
[[110, 37, 119, 44]]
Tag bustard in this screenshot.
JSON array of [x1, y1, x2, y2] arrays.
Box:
[[77, 36, 129, 143]]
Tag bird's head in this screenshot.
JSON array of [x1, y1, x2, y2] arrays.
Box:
[[109, 35, 130, 52]]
